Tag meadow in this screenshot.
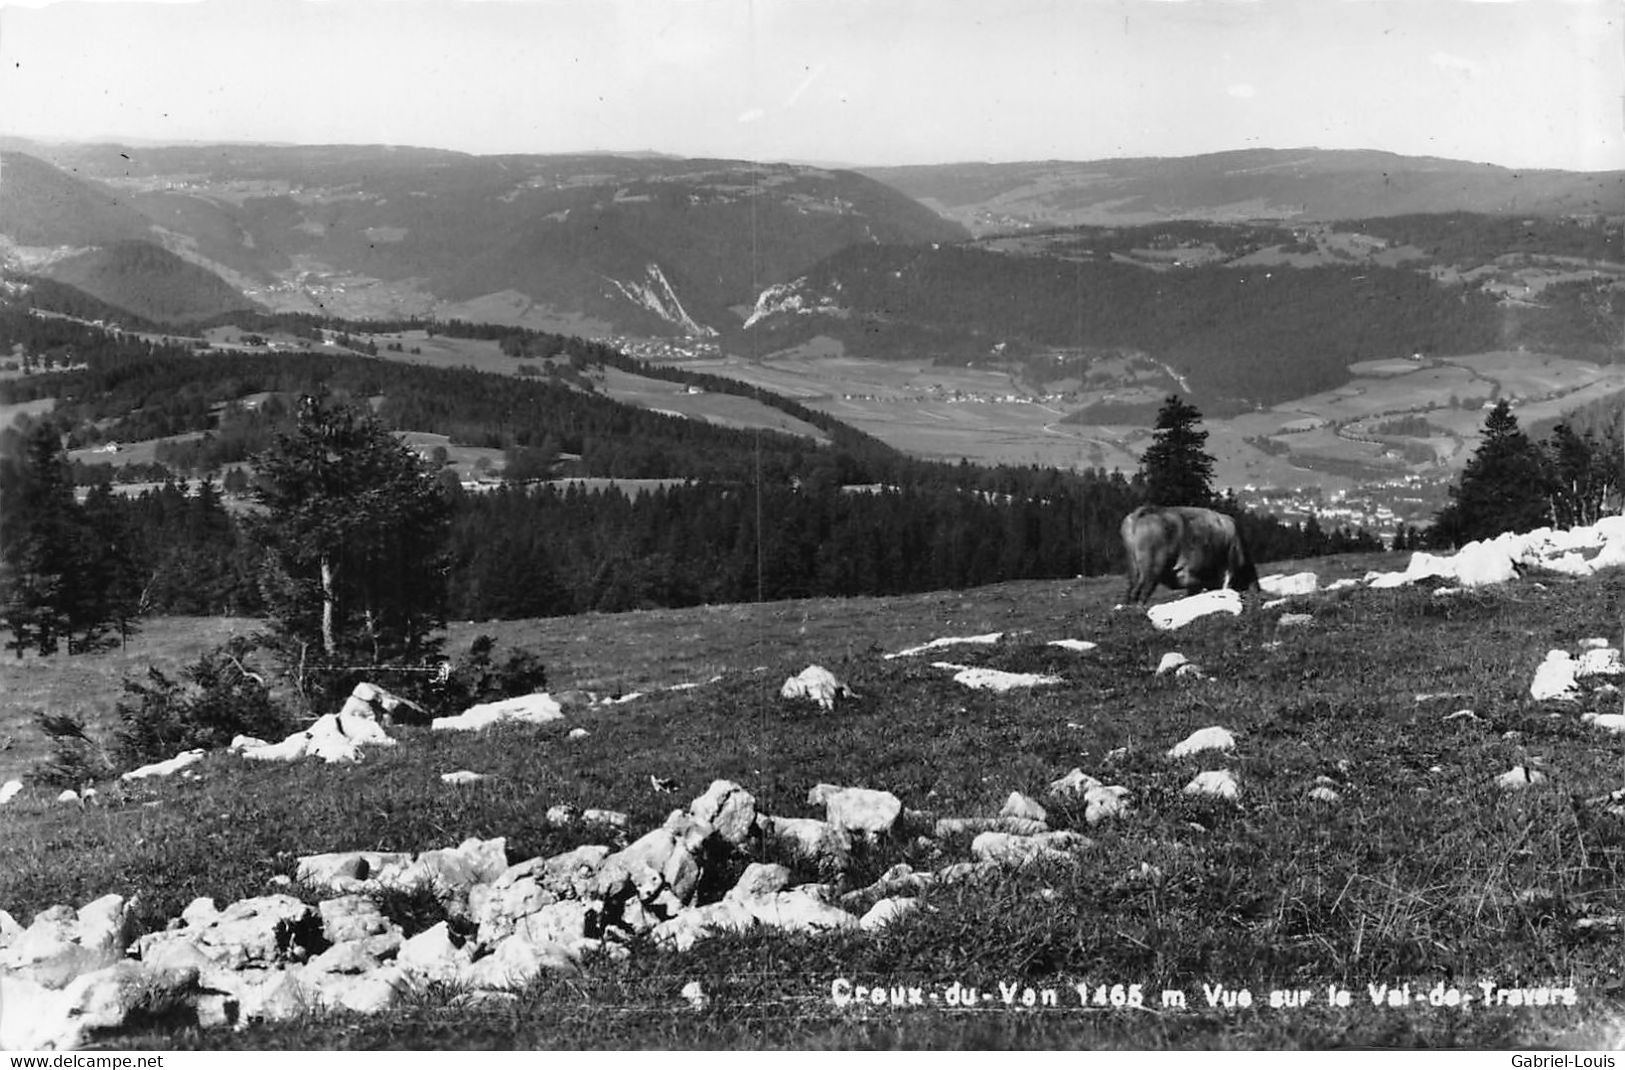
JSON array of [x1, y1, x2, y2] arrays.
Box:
[[6, 553, 1625, 1048]]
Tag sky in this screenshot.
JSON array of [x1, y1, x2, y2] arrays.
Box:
[[1, 0, 1622, 171]]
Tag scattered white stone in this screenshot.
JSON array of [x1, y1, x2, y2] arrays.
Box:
[[821, 786, 903, 835], [1047, 768, 1103, 798], [1168, 726, 1237, 759], [432, 693, 563, 732], [441, 770, 486, 785], [1083, 785, 1132, 825], [121, 748, 206, 781], [1578, 647, 1624, 679], [884, 633, 1003, 659], [1277, 613, 1314, 629], [1146, 589, 1244, 631], [761, 815, 852, 869], [932, 663, 1061, 691], [970, 830, 1090, 866], [681, 980, 710, 1011], [1530, 650, 1580, 701], [1047, 639, 1097, 653], [568, 727, 590, 740], [934, 815, 1047, 837], [1000, 792, 1047, 823], [1581, 637, 1612, 649], [56, 790, 79, 805], [0, 780, 22, 805], [339, 682, 423, 723], [239, 711, 397, 764], [1497, 765, 1548, 791], [1155, 652, 1189, 676], [1183, 770, 1241, 800], [690, 780, 758, 846], [1582, 713, 1625, 734], [858, 897, 919, 932], [1443, 709, 1480, 723], [779, 665, 856, 711], [1307, 785, 1341, 804], [1259, 572, 1318, 596], [1324, 578, 1360, 592]]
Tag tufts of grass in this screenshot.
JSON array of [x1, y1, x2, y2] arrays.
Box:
[[11, 567, 1625, 1046]]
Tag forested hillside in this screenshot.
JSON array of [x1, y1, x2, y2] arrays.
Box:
[[739, 245, 1511, 408], [0, 301, 1357, 620]]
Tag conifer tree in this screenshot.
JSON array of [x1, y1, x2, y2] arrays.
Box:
[[1136, 395, 1217, 507], [249, 397, 451, 707], [0, 424, 116, 655], [1429, 400, 1551, 547]]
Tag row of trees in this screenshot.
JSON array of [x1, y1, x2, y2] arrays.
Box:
[[1429, 401, 1622, 547]]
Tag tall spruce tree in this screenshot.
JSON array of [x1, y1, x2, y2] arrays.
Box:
[[249, 397, 451, 707], [0, 424, 115, 655], [1429, 400, 1551, 547], [1137, 395, 1217, 507]]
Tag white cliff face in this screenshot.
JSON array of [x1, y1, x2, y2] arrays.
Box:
[[605, 263, 716, 337], [742, 277, 843, 330]]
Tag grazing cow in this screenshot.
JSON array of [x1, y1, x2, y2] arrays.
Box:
[[1120, 505, 1258, 605]]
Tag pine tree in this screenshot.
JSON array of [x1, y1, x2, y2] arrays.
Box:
[[1430, 400, 1551, 547], [1137, 395, 1216, 507], [0, 424, 116, 655], [249, 397, 451, 707]]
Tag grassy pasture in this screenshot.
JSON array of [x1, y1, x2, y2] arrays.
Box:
[[9, 556, 1625, 1047]]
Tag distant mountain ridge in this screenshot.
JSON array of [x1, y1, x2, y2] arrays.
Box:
[[0, 142, 966, 330], [863, 148, 1625, 235]]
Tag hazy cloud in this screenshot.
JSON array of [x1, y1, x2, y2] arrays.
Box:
[[1227, 83, 1257, 99]]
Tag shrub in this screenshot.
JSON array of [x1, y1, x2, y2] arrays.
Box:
[[31, 711, 114, 788], [114, 638, 293, 768], [426, 634, 548, 713]]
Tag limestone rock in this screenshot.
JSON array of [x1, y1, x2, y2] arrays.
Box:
[[760, 815, 852, 869], [689, 780, 758, 846], [1000, 791, 1047, 823], [0, 779, 20, 805], [1497, 765, 1548, 791], [779, 665, 856, 711], [859, 897, 919, 932], [933, 663, 1061, 691], [0, 895, 137, 988], [1047, 768, 1104, 798], [1147, 589, 1243, 631], [238, 711, 397, 764], [933, 816, 1047, 837], [970, 830, 1091, 866], [396, 922, 472, 983], [134, 894, 322, 971], [121, 748, 206, 781], [317, 895, 400, 945], [821, 786, 903, 834], [1168, 726, 1237, 759], [1259, 571, 1318, 596], [884, 633, 1002, 659], [1578, 647, 1624, 679], [1082, 785, 1132, 825], [1530, 650, 1580, 701], [464, 932, 581, 989], [296, 850, 414, 889], [1183, 769, 1241, 800], [728, 862, 793, 901], [432, 692, 563, 732]]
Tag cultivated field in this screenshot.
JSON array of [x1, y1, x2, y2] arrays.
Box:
[[7, 556, 1625, 1048]]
